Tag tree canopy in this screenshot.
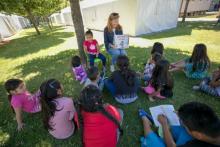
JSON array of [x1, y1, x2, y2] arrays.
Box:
[[0, 0, 66, 34]]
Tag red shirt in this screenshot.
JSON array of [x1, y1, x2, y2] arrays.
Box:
[[83, 39, 98, 55], [82, 105, 121, 147]]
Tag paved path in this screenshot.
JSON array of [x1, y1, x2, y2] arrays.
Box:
[[61, 17, 219, 50]]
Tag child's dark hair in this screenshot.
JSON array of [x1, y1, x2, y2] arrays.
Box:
[[40, 79, 62, 131], [85, 29, 93, 36], [87, 66, 99, 81], [4, 79, 23, 112], [189, 43, 210, 71], [152, 52, 162, 63], [178, 102, 220, 138], [71, 56, 81, 67], [79, 85, 123, 139], [151, 59, 173, 90], [117, 55, 136, 86], [151, 42, 164, 55]]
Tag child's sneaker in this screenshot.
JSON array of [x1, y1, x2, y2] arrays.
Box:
[[192, 85, 200, 91], [110, 65, 115, 72]]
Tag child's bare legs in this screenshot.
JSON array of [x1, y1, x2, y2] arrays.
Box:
[[170, 60, 185, 72], [142, 116, 153, 137]]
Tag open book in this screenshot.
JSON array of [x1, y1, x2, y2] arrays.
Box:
[[149, 105, 180, 127], [114, 35, 129, 49]]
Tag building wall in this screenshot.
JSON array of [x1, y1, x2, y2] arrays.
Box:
[[135, 0, 181, 35], [82, 0, 137, 35], [180, 0, 212, 13]]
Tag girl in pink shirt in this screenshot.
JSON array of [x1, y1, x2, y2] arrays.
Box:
[[83, 30, 106, 70], [79, 85, 123, 147], [4, 79, 41, 131], [40, 79, 78, 139]]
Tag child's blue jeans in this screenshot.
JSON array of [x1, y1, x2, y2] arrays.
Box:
[[88, 53, 106, 67]]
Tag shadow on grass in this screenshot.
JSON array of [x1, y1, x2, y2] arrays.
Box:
[[0, 26, 74, 59], [1, 45, 220, 146], [141, 21, 220, 40]]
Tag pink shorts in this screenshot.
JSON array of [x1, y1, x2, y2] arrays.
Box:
[[143, 85, 166, 99]]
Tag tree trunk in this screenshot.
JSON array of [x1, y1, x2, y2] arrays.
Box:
[[69, 0, 87, 64], [182, 0, 190, 23], [45, 16, 52, 30], [25, 7, 40, 35]]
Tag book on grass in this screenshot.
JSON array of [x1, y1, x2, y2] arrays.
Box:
[[149, 105, 180, 127], [114, 35, 129, 49]]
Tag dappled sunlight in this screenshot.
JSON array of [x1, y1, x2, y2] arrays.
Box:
[[35, 140, 52, 147], [0, 23, 220, 146], [24, 71, 41, 81], [0, 130, 10, 146]]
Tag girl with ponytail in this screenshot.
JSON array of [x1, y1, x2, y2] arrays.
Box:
[[40, 79, 78, 139], [79, 85, 123, 147], [4, 79, 41, 131], [104, 55, 139, 104]]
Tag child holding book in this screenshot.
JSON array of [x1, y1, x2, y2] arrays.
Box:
[[138, 102, 220, 147]]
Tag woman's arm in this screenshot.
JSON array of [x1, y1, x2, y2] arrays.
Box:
[[14, 107, 24, 131], [104, 28, 110, 50]]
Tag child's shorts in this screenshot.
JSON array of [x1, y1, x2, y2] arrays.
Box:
[[140, 126, 193, 147]]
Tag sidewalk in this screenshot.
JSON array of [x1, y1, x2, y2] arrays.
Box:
[[178, 17, 218, 22]]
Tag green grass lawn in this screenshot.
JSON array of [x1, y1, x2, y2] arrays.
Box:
[[0, 22, 220, 147]]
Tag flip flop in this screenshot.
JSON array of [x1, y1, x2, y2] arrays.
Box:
[[138, 109, 154, 124]]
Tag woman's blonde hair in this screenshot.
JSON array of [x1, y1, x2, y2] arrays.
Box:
[[107, 12, 122, 32]]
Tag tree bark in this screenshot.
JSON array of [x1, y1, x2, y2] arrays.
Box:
[[182, 0, 190, 23], [25, 7, 40, 35], [45, 16, 52, 30], [69, 0, 87, 64]]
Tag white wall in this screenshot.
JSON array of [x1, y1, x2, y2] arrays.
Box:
[[135, 0, 181, 35], [82, 0, 137, 35], [180, 0, 212, 13]]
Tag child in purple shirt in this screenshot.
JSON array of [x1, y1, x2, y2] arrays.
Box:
[[71, 55, 87, 84], [4, 79, 41, 131]]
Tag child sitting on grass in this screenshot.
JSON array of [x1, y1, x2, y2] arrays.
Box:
[[4, 79, 41, 131], [170, 43, 210, 79], [83, 29, 106, 70], [151, 42, 164, 55], [71, 55, 87, 84], [143, 59, 174, 101], [138, 102, 220, 147], [40, 79, 78, 139], [193, 66, 220, 97], [79, 85, 123, 147], [142, 52, 162, 85], [84, 66, 105, 91], [104, 55, 139, 104]]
